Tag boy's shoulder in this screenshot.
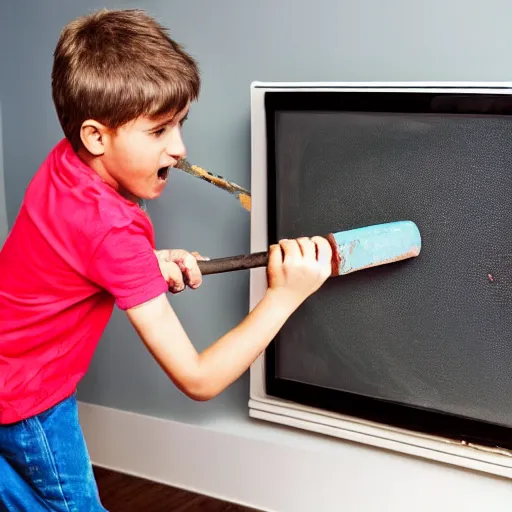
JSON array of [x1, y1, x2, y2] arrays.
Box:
[[31, 139, 147, 224], [21, 139, 155, 261]]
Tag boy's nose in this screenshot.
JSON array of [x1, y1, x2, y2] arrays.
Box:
[[166, 130, 186, 161]]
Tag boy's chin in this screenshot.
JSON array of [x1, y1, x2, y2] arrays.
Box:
[[121, 189, 162, 203], [144, 188, 166, 200]]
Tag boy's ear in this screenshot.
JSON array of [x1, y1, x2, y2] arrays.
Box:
[[80, 119, 108, 156]]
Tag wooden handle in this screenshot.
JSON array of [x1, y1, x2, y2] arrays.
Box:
[[197, 251, 269, 275]]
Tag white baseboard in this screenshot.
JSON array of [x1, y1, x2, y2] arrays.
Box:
[[78, 401, 269, 510], [78, 401, 512, 512]]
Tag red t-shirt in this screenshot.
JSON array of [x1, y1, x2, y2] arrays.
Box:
[[0, 138, 169, 424]]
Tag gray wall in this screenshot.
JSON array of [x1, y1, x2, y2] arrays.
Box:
[[0, 4, 7, 245], [2, 0, 512, 431], [0, 100, 7, 246]]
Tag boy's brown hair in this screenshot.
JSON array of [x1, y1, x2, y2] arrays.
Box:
[[51, 9, 200, 151]]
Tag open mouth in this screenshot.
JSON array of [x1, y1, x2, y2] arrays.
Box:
[[157, 167, 169, 181]]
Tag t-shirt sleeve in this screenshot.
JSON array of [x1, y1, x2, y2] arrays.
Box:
[[86, 224, 169, 310]]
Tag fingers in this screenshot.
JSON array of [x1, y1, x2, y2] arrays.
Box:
[[268, 243, 283, 267], [277, 236, 332, 275], [311, 236, 333, 277], [279, 239, 301, 263], [279, 237, 327, 263], [311, 236, 332, 262], [191, 251, 210, 262], [155, 249, 206, 292], [296, 237, 316, 260], [169, 249, 203, 289], [266, 236, 333, 301], [161, 261, 186, 293]]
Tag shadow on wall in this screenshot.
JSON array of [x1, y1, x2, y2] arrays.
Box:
[[0, 99, 8, 246]]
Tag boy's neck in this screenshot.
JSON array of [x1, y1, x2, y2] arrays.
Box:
[[76, 147, 139, 204]]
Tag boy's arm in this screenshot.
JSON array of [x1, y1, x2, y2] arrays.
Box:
[[126, 237, 332, 401], [126, 287, 297, 400]]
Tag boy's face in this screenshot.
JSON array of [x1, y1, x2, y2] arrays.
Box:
[[84, 102, 190, 202]]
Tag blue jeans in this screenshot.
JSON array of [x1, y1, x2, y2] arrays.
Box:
[[0, 393, 107, 511]]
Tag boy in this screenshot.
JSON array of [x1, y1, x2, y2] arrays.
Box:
[[0, 8, 332, 511]]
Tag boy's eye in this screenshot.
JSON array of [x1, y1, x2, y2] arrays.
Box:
[[152, 127, 166, 137]]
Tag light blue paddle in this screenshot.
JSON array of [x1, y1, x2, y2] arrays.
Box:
[[197, 221, 421, 276]]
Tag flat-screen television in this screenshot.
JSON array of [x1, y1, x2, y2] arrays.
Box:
[[249, 82, 512, 455]]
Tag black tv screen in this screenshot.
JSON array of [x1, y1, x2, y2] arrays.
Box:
[[264, 90, 512, 448]]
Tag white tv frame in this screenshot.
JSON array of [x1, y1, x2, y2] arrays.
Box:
[[248, 81, 512, 479]]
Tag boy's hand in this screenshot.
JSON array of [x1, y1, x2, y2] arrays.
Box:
[[127, 238, 331, 402], [266, 237, 332, 309], [154, 249, 207, 293]]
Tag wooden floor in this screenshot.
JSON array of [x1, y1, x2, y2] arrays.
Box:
[[93, 466, 261, 512]]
